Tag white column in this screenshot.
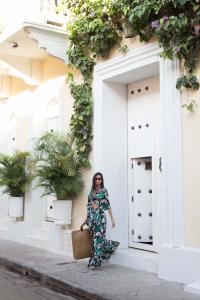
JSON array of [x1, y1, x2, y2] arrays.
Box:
[[159, 58, 184, 247], [92, 75, 104, 172]]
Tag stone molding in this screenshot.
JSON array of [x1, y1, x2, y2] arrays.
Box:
[[25, 23, 68, 63]]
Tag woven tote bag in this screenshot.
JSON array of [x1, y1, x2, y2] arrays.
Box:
[[72, 227, 92, 259]]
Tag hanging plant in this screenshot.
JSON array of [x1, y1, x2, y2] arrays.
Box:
[[59, 0, 200, 166], [69, 81, 92, 168], [176, 74, 200, 90]]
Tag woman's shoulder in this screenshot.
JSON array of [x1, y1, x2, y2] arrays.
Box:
[[101, 187, 108, 194], [88, 188, 108, 196]]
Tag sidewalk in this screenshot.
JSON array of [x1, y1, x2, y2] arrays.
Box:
[[0, 239, 198, 300]]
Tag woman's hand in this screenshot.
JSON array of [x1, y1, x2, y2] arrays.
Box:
[[111, 219, 116, 228], [108, 208, 116, 228], [92, 202, 98, 210]]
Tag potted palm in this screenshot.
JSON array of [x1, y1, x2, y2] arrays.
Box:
[[0, 151, 32, 218], [34, 132, 84, 225]]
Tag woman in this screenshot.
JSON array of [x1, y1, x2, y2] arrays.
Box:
[[82, 172, 120, 268]]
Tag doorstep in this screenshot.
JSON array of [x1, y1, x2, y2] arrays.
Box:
[[185, 282, 200, 296], [109, 247, 159, 274]]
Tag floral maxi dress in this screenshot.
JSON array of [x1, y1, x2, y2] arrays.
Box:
[[86, 188, 120, 267]]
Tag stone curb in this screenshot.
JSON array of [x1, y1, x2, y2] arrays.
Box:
[[0, 256, 107, 300]]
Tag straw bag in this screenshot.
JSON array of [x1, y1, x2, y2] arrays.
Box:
[[72, 224, 92, 259]]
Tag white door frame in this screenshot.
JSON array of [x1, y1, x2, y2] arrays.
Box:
[[93, 42, 183, 249]]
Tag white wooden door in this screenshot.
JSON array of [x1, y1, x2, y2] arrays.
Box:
[[46, 194, 56, 221], [132, 158, 153, 243], [128, 76, 161, 252]]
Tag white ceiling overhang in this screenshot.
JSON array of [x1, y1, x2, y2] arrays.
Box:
[[0, 22, 68, 88]]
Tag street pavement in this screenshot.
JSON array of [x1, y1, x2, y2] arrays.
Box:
[[0, 266, 77, 300], [0, 239, 199, 300]]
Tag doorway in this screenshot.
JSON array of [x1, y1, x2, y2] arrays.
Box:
[[93, 44, 183, 254]]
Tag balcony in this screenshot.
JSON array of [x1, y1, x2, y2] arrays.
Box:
[[2, 0, 67, 31]]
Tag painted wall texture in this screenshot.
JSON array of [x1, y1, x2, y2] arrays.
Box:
[[0, 56, 72, 248], [181, 60, 200, 248]]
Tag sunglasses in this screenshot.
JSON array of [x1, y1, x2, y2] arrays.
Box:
[[95, 177, 102, 181]]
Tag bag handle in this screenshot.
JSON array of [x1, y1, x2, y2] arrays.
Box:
[[80, 221, 87, 231]]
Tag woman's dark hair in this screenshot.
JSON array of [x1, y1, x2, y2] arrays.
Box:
[[91, 172, 104, 192]]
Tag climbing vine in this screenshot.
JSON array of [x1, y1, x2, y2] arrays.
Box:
[[60, 0, 200, 165], [68, 81, 92, 167]]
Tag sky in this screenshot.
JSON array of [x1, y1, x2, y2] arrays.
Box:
[[0, 0, 19, 23]]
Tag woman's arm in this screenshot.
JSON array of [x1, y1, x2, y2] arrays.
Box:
[[104, 189, 115, 227], [108, 208, 115, 228], [81, 194, 91, 230]]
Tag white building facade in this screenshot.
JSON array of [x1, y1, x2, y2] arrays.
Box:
[[0, 0, 200, 293]]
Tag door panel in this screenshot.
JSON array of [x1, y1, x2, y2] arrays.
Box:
[[133, 158, 152, 243], [128, 76, 160, 252]]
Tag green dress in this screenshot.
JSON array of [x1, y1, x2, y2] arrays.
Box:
[[86, 188, 120, 267]]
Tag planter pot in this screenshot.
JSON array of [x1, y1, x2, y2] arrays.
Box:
[[46, 194, 56, 221], [53, 200, 72, 225], [9, 197, 24, 218]]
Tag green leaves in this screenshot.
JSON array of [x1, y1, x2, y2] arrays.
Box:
[[150, 5, 200, 78], [119, 45, 128, 54], [34, 132, 84, 200], [63, 0, 200, 159], [66, 0, 121, 82], [169, 0, 190, 7], [176, 75, 200, 90], [69, 82, 92, 167], [88, 18, 104, 31], [182, 100, 198, 112], [0, 151, 32, 197]]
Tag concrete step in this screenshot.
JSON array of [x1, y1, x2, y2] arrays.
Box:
[[110, 247, 158, 274]]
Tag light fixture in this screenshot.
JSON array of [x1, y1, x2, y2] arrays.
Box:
[[9, 41, 19, 49]]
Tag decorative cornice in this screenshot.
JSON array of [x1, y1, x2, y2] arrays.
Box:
[[25, 23, 68, 63], [94, 43, 161, 78], [0, 22, 68, 83]]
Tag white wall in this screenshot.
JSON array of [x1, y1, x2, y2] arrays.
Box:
[[0, 75, 74, 250], [93, 80, 128, 247]]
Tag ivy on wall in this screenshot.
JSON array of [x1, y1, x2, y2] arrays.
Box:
[[60, 0, 200, 166], [68, 81, 92, 167]]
